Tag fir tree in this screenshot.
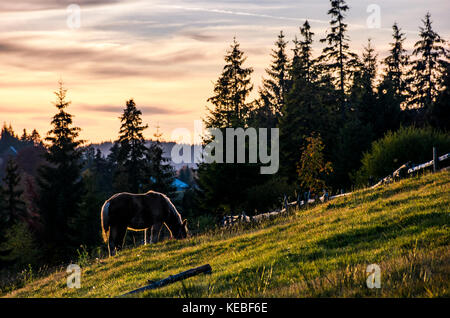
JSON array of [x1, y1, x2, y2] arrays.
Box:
[[198, 38, 259, 215], [30, 129, 41, 146], [114, 99, 149, 193], [383, 23, 409, 101], [377, 23, 409, 133], [409, 12, 448, 109], [37, 80, 85, 260], [255, 31, 290, 126], [279, 21, 333, 182], [205, 38, 254, 128], [292, 21, 316, 83], [146, 126, 175, 195], [319, 0, 359, 116], [351, 39, 379, 130], [1, 158, 26, 229], [428, 62, 450, 131]]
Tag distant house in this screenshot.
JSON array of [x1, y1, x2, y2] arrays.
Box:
[[172, 178, 189, 191], [148, 177, 190, 192]]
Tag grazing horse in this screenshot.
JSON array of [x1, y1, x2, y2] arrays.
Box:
[[101, 190, 189, 256]]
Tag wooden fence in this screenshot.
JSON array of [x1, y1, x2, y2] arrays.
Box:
[[221, 147, 449, 227]]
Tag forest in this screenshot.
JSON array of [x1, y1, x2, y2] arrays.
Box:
[[0, 0, 449, 282]]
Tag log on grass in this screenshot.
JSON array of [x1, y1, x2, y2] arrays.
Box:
[[120, 264, 212, 296]]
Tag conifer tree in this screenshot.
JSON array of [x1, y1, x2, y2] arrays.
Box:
[[37, 81, 85, 259], [1, 158, 26, 229], [319, 0, 359, 116], [351, 39, 379, 129], [383, 23, 409, 100], [428, 63, 450, 131], [205, 38, 254, 128], [114, 99, 149, 193], [256, 31, 290, 125], [146, 126, 175, 195], [279, 21, 332, 182], [292, 21, 316, 82], [30, 129, 41, 146], [198, 38, 258, 215], [377, 23, 409, 132], [409, 12, 448, 109]]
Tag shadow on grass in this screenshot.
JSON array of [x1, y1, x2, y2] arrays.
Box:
[[316, 212, 449, 250]]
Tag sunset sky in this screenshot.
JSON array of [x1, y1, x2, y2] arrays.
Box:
[[0, 0, 449, 144]]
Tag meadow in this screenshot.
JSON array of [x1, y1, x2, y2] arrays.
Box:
[[4, 171, 449, 298]]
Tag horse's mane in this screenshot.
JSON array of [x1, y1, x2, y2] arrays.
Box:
[[146, 190, 182, 224], [162, 193, 183, 224]]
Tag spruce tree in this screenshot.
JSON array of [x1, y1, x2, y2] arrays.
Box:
[[279, 21, 332, 182], [114, 99, 149, 193], [205, 38, 254, 128], [198, 38, 258, 215], [377, 23, 409, 133], [319, 0, 359, 117], [383, 23, 409, 100], [292, 21, 316, 82], [1, 158, 26, 228], [351, 39, 379, 130], [255, 31, 290, 126], [428, 63, 450, 131], [146, 126, 175, 195], [334, 40, 379, 188], [37, 81, 85, 260], [409, 12, 448, 109]]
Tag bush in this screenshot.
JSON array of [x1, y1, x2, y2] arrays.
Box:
[[356, 126, 450, 185], [244, 177, 293, 214], [0, 222, 41, 269]]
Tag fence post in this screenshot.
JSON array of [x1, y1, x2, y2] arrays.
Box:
[[433, 147, 438, 173]]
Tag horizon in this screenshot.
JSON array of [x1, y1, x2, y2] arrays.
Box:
[[0, 0, 449, 143]]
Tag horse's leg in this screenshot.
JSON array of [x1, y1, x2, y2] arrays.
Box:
[[108, 226, 117, 257], [114, 225, 127, 253], [151, 222, 163, 244], [143, 229, 147, 245], [108, 225, 127, 256]]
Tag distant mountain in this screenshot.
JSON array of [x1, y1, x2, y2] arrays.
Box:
[[88, 140, 198, 171]]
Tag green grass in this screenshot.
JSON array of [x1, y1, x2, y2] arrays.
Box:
[[3, 171, 450, 298]]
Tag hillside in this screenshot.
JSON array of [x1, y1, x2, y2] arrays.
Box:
[[4, 171, 450, 298]]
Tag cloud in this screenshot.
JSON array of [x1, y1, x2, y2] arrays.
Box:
[[0, 0, 124, 12], [78, 104, 191, 115], [0, 36, 206, 80]]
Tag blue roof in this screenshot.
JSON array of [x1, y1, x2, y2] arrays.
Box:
[[172, 178, 189, 190], [148, 177, 189, 190]]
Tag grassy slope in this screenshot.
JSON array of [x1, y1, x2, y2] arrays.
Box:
[[5, 171, 450, 298]]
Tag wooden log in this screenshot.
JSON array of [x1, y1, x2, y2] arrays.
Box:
[[120, 264, 212, 297]]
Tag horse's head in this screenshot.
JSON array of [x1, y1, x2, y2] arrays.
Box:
[[175, 219, 189, 239]]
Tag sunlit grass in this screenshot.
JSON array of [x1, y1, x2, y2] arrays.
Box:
[[3, 171, 449, 298]]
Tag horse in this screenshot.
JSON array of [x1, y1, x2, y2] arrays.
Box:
[[101, 190, 189, 256]]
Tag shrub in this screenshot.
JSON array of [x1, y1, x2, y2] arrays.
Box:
[[357, 126, 450, 184], [0, 221, 41, 269], [244, 177, 293, 214]]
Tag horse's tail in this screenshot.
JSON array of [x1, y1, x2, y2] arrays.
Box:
[[101, 200, 110, 243]]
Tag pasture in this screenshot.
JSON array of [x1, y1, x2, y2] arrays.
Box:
[[4, 171, 449, 298]]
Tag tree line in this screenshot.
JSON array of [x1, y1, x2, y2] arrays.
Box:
[[197, 1, 449, 217]]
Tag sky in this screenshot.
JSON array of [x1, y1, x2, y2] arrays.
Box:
[[0, 0, 449, 144]]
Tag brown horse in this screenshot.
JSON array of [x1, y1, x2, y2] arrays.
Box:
[[101, 190, 189, 256]]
